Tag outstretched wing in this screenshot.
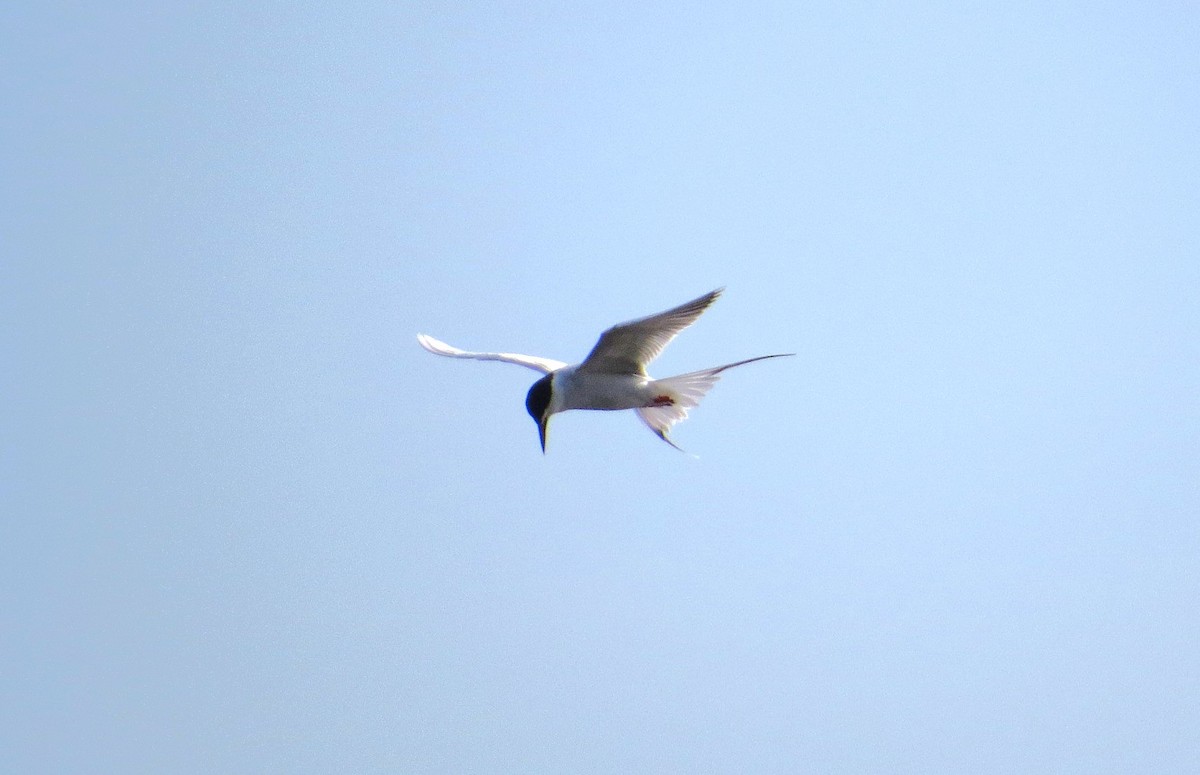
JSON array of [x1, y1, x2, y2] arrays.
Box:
[[577, 288, 723, 375], [416, 333, 567, 375]]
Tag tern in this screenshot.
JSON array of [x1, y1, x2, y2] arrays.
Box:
[[416, 288, 793, 452]]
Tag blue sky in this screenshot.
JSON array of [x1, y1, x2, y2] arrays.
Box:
[[3, 2, 1198, 772]]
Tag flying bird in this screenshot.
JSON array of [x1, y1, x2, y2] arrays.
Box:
[[416, 288, 793, 452]]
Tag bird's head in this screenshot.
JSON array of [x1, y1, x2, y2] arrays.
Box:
[[525, 373, 554, 453]]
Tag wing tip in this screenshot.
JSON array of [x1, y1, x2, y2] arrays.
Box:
[[417, 332, 457, 356]]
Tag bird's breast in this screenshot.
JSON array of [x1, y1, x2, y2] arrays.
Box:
[[557, 371, 654, 411]]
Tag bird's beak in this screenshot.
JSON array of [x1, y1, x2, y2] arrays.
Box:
[[538, 417, 548, 454]]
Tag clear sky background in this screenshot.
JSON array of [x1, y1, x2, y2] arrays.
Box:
[[3, 2, 1198, 773]]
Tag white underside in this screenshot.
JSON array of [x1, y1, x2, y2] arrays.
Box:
[[548, 365, 727, 450], [551, 368, 661, 412]]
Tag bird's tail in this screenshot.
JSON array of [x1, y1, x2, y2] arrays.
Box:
[[635, 354, 794, 451]]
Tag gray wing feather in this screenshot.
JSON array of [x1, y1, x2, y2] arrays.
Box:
[[577, 288, 723, 375]]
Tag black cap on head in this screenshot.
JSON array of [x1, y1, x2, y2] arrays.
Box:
[[525, 374, 552, 421], [525, 374, 553, 452]]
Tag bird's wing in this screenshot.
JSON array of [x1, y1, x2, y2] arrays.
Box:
[[416, 333, 567, 374], [577, 288, 723, 375]]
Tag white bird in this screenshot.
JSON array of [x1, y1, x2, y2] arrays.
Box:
[[416, 288, 793, 452]]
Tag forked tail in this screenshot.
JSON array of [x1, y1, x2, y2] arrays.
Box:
[[635, 353, 793, 451]]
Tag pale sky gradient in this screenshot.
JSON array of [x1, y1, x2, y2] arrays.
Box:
[[3, 3, 1198, 773]]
